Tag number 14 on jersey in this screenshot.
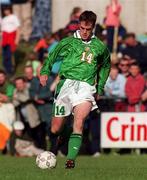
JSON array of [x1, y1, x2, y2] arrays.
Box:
[[81, 52, 93, 64]]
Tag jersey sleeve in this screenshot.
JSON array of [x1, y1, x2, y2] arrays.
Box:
[[40, 37, 70, 76], [97, 46, 111, 95]]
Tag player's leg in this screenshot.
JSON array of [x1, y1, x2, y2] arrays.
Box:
[[50, 81, 73, 155], [51, 116, 66, 134], [49, 116, 66, 154], [50, 116, 72, 155], [66, 101, 92, 168]]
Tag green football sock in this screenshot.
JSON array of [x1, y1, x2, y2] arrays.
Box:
[[67, 133, 82, 160]]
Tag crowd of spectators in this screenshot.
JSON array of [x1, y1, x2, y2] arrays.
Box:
[[1, 1, 147, 157]]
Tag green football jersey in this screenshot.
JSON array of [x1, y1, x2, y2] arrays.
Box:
[[40, 31, 111, 95]]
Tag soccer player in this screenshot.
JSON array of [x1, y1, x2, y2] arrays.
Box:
[[39, 11, 111, 168]]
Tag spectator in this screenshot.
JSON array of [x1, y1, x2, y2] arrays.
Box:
[[47, 34, 62, 75], [105, 0, 122, 52], [104, 66, 127, 111], [125, 63, 146, 155], [1, 5, 20, 75], [33, 33, 51, 62], [64, 7, 82, 35], [13, 77, 40, 128], [11, 0, 33, 42], [94, 18, 106, 42], [24, 65, 34, 88], [141, 81, 147, 111], [9, 121, 44, 156], [105, 66, 126, 98], [125, 63, 145, 112], [29, 66, 54, 132], [34, 33, 61, 74], [120, 33, 147, 73], [54, 28, 68, 41], [0, 103, 16, 153], [25, 52, 41, 76], [118, 56, 131, 78], [0, 70, 15, 102], [0, 70, 15, 153], [47, 33, 59, 53], [12, 77, 46, 149], [117, 23, 127, 50]]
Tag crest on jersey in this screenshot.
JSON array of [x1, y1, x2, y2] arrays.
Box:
[[85, 47, 90, 52]]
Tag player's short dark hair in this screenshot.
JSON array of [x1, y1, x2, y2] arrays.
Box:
[[79, 11, 97, 27]]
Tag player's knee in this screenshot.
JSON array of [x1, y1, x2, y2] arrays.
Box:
[[51, 117, 64, 134], [73, 122, 84, 134]]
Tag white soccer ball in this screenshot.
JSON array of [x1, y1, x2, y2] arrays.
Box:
[[36, 151, 57, 169]]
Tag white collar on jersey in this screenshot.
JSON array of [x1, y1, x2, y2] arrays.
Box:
[[74, 30, 95, 44]]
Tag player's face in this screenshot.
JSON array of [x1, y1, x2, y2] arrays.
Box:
[[79, 21, 94, 41]]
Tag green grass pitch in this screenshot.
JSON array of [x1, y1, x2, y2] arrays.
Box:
[[1, 155, 147, 180]]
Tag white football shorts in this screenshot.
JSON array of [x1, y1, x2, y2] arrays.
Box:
[[53, 79, 98, 117]]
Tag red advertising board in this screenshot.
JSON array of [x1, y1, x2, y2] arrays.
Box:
[[101, 112, 147, 148]]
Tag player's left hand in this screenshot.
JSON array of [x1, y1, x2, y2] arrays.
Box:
[[94, 94, 101, 101]]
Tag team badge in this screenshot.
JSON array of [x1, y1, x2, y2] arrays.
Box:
[[85, 47, 90, 52]]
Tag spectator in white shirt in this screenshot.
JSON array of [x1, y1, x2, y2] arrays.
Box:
[[1, 5, 20, 75]]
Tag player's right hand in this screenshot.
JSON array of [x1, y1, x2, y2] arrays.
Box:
[[39, 75, 48, 86]]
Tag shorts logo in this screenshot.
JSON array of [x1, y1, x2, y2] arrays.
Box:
[[55, 105, 65, 116]]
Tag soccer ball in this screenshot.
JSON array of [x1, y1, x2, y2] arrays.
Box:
[[36, 151, 57, 169]]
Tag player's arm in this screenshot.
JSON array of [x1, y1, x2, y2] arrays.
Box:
[[40, 38, 69, 86], [97, 46, 111, 96]]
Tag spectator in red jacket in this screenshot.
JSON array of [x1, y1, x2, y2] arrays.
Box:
[[125, 63, 145, 112]]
